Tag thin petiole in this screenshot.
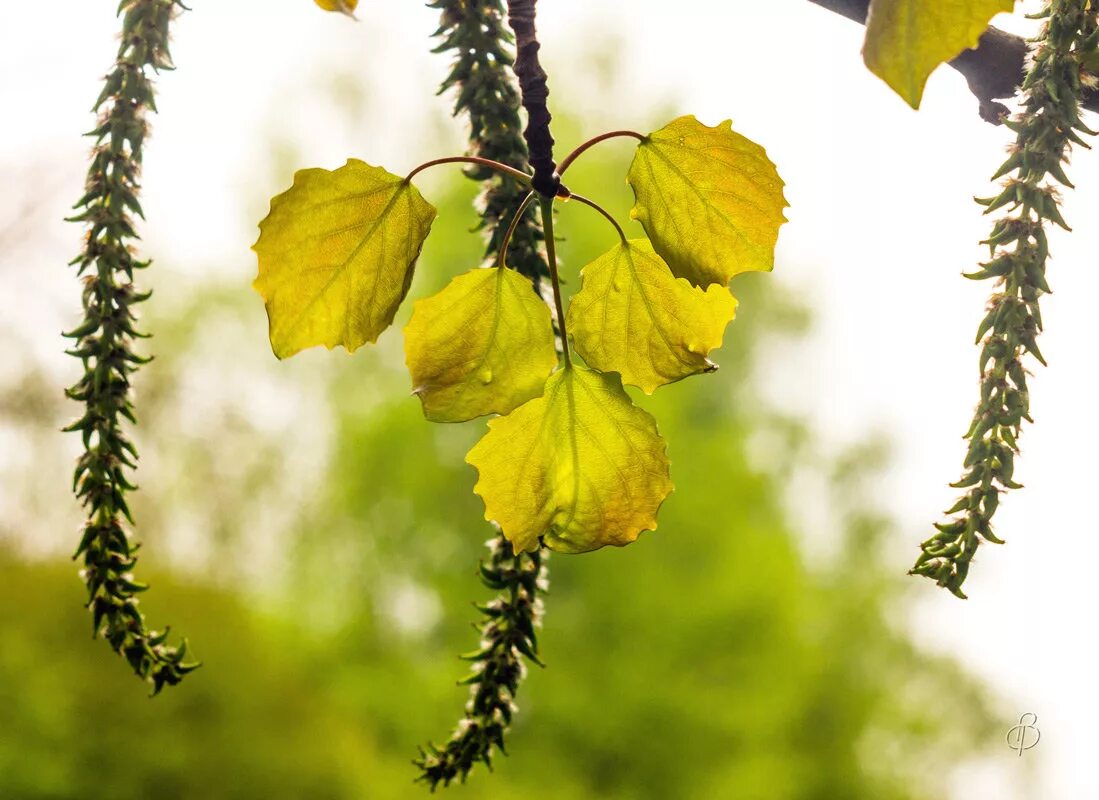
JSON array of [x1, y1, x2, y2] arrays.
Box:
[[566, 193, 627, 245], [539, 195, 571, 367], [405, 156, 532, 185], [558, 130, 645, 176], [496, 191, 537, 267]]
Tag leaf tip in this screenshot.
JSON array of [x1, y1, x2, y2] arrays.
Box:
[[269, 338, 292, 361]]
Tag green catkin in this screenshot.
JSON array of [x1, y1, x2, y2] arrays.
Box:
[[415, 0, 550, 788], [415, 538, 547, 789], [430, 0, 549, 292], [65, 0, 198, 692], [912, 0, 1099, 598]]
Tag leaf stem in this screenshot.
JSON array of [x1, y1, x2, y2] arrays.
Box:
[[496, 190, 537, 267], [405, 156, 532, 185], [540, 195, 570, 366], [558, 130, 645, 176], [567, 193, 627, 245]]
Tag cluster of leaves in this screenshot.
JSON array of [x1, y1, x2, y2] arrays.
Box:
[[252, 114, 787, 557], [912, 0, 1099, 596], [66, 0, 197, 692]]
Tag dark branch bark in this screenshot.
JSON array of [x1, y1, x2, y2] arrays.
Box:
[[811, 0, 872, 24], [808, 0, 1099, 123], [506, 0, 562, 196]]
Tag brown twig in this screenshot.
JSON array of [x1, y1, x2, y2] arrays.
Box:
[[506, 0, 561, 196], [807, 0, 1099, 124]]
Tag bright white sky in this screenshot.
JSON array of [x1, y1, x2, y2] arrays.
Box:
[[2, 1, 1097, 796]]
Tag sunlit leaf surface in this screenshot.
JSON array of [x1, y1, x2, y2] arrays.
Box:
[[467, 366, 672, 554], [628, 115, 787, 287], [404, 267, 556, 422], [253, 159, 435, 359], [863, 0, 1014, 108], [567, 239, 737, 394]]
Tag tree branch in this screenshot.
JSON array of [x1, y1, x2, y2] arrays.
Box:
[[808, 0, 1099, 123], [506, 0, 561, 196]]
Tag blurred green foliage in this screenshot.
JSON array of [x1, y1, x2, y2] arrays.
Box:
[[0, 123, 1000, 800]]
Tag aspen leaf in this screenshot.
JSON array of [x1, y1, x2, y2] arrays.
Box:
[[253, 159, 435, 359], [863, 0, 1014, 108], [567, 238, 737, 394], [314, 0, 358, 16], [627, 115, 788, 288], [404, 267, 557, 423], [466, 366, 672, 554]]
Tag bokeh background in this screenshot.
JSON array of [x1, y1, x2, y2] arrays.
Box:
[[1, 1, 1095, 797]]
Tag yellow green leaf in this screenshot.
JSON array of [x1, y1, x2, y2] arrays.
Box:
[[566, 238, 737, 394], [314, 0, 358, 16], [627, 115, 788, 288], [466, 366, 672, 554], [863, 0, 1014, 108], [404, 267, 557, 423], [253, 158, 435, 359]]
